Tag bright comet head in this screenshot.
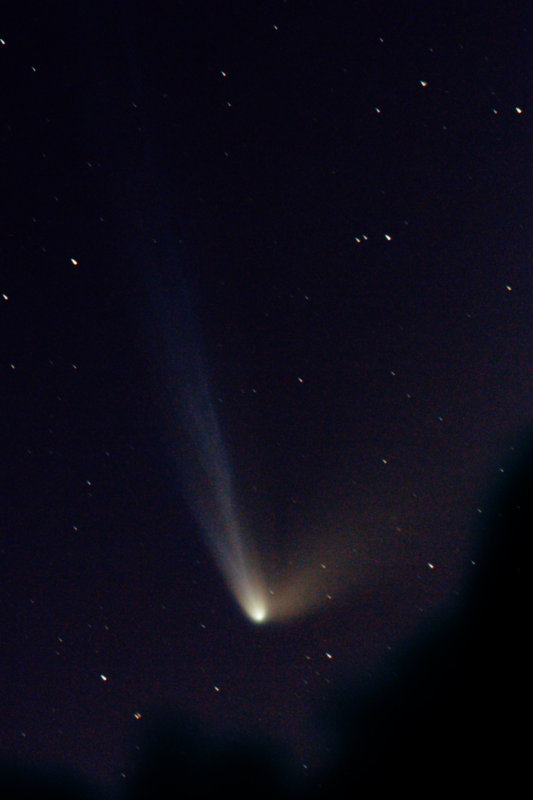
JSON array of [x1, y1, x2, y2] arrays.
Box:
[[248, 603, 267, 623], [238, 582, 268, 623]]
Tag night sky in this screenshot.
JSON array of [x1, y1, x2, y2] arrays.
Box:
[[1, 2, 530, 797]]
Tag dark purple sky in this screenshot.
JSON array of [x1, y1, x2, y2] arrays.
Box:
[[1, 1, 531, 795]]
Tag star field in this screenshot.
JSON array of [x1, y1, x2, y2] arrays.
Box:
[[1, 1, 530, 796]]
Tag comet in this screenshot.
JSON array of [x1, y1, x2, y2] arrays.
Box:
[[154, 248, 368, 625]]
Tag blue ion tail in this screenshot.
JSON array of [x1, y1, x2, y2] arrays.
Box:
[[180, 370, 270, 624], [156, 267, 270, 623]]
